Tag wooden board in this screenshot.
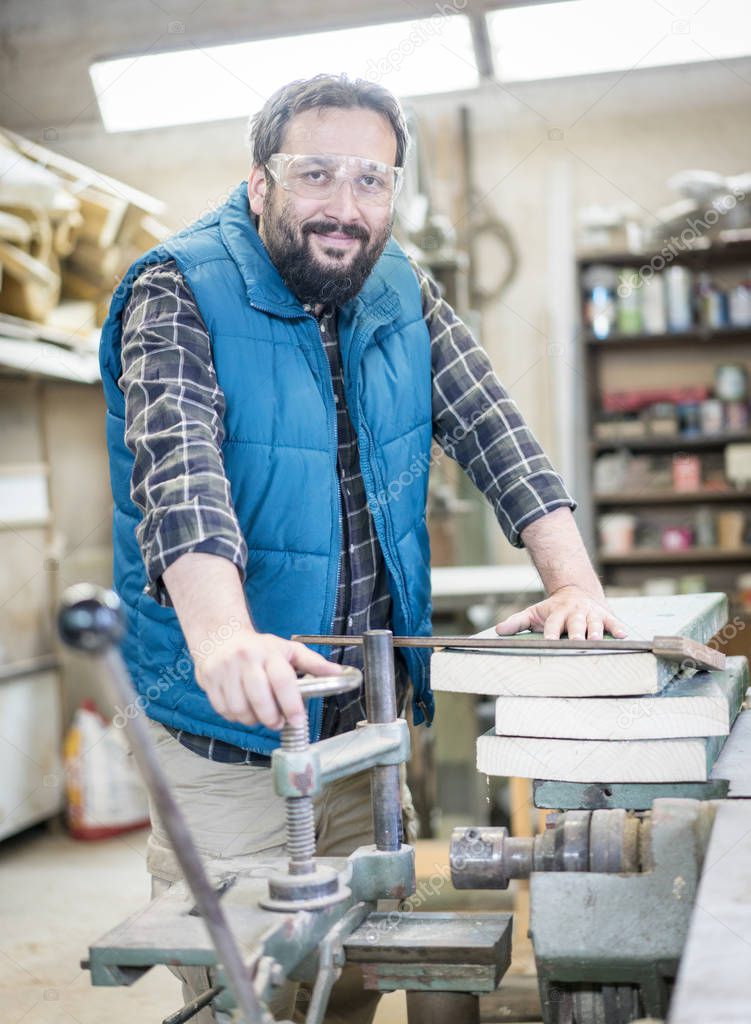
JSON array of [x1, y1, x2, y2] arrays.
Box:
[[476, 729, 731, 783], [430, 593, 728, 698], [669, 801, 751, 1023], [493, 656, 747, 740], [477, 720, 733, 782]]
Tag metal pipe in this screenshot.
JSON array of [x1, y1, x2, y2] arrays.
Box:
[[57, 585, 267, 1024], [104, 650, 268, 1023], [362, 630, 402, 852], [162, 984, 223, 1024]]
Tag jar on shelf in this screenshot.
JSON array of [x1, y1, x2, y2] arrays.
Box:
[[582, 264, 618, 340]]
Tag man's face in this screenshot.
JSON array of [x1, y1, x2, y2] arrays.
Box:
[[248, 107, 398, 307]]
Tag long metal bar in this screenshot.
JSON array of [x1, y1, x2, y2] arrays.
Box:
[[296, 634, 673, 652], [362, 630, 402, 852], [163, 984, 223, 1024], [103, 649, 268, 1024], [293, 633, 725, 670]]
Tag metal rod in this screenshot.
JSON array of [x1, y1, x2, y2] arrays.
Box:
[[362, 630, 402, 852], [295, 633, 655, 652], [104, 649, 267, 1024], [281, 720, 317, 876], [163, 984, 223, 1024]]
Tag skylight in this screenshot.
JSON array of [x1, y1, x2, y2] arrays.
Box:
[[486, 0, 751, 83], [90, 17, 478, 133]]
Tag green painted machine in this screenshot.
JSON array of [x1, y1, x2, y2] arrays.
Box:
[[449, 660, 751, 1024], [59, 586, 751, 1024], [58, 586, 512, 1024]]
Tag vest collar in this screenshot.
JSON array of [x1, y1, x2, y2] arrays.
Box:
[[218, 181, 402, 329]]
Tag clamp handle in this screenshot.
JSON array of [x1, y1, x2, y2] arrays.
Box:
[[58, 586, 362, 698], [58, 583, 126, 653]]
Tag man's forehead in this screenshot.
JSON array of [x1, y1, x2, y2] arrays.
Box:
[[279, 107, 397, 165]]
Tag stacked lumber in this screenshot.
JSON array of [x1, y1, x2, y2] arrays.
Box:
[[431, 593, 748, 784], [0, 128, 170, 330]]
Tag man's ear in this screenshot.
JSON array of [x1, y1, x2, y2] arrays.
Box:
[[248, 166, 267, 216]]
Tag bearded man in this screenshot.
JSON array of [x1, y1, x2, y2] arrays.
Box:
[[99, 74, 623, 1023]]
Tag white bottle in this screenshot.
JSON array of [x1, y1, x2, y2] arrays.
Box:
[[665, 266, 693, 331], [642, 273, 667, 334]]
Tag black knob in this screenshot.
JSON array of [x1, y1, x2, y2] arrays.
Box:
[[58, 584, 126, 653]]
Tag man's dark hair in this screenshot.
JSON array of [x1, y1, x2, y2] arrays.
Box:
[[248, 74, 410, 169]]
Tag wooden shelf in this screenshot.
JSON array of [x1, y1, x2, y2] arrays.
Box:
[[595, 490, 748, 506], [586, 325, 751, 350], [0, 655, 59, 684], [577, 239, 751, 269], [0, 517, 51, 531], [592, 432, 751, 453], [599, 547, 751, 566], [580, 239, 751, 585]]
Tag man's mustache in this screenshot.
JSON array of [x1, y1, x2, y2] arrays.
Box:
[[302, 220, 370, 243]]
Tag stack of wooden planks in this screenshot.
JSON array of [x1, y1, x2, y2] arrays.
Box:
[[0, 128, 170, 330], [431, 593, 749, 784]]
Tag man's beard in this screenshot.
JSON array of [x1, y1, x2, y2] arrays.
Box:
[[261, 194, 393, 308]]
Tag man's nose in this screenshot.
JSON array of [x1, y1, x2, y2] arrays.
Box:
[[322, 177, 361, 222]]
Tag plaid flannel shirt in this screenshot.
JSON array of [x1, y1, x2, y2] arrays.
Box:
[[120, 248, 575, 761]]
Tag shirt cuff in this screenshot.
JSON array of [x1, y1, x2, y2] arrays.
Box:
[[137, 502, 248, 607], [495, 473, 577, 548]]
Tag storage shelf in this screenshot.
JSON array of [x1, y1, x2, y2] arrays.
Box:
[[586, 325, 751, 350], [581, 239, 751, 585], [594, 490, 748, 506], [577, 239, 751, 269], [0, 517, 51, 531], [599, 547, 751, 566], [592, 432, 751, 453]]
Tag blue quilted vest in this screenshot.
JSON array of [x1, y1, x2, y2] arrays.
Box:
[[99, 181, 435, 753]]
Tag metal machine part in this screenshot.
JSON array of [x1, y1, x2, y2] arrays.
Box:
[[59, 583, 272, 1024], [450, 809, 640, 890], [58, 587, 513, 1024], [451, 800, 717, 1024], [362, 629, 402, 852], [261, 671, 362, 913]]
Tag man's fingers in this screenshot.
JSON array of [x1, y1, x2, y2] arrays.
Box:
[[565, 611, 588, 640], [604, 614, 628, 638], [586, 615, 605, 640], [495, 608, 533, 636], [265, 655, 306, 728], [543, 609, 567, 639], [218, 676, 257, 725], [240, 664, 283, 730], [290, 641, 343, 676]]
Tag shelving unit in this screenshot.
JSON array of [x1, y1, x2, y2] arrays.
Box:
[[578, 239, 751, 622], [0, 350, 112, 840]]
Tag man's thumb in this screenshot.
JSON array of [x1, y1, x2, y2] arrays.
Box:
[[494, 609, 532, 636]]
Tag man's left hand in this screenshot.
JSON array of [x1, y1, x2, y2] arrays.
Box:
[[494, 585, 627, 640]]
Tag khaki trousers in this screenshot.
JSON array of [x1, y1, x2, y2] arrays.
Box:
[[143, 718, 388, 1024]]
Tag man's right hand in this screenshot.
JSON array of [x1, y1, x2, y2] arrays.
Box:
[[194, 630, 341, 731]]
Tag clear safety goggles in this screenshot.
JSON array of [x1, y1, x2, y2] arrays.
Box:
[[265, 152, 404, 207]]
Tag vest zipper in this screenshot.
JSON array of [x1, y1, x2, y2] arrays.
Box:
[[248, 300, 341, 746], [344, 326, 434, 723]]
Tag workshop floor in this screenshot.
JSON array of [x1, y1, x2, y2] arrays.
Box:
[[0, 825, 539, 1024]]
